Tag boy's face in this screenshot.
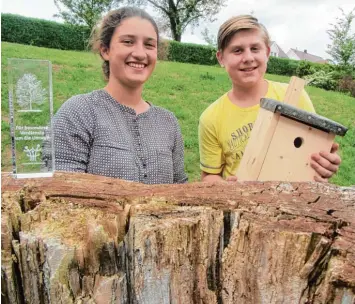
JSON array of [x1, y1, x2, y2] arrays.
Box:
[[217, 28, 270, 89]]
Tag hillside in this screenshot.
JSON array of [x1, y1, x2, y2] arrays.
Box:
[[1, 42, 354, 185]]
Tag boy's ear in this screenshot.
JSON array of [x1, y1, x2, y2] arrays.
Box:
[[266, 46, 271, 59], [216, 50, 224, 68], [100, 46, 110, 61]]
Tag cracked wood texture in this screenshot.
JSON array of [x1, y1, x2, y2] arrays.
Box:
[[1, 172, 355, 304]]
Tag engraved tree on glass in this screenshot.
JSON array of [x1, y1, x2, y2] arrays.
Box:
[[16, 73, 46, 112], [8, 58, 54, 178]]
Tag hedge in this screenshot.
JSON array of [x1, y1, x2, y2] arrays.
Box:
[[162, 40, 334, 78], [266, 56, 300, 76], [2, 14, 335, 79], [1, 14, 90, 51], [167, 40, 218, 65]]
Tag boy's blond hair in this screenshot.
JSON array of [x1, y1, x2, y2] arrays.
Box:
[[217, 15, 271, 51]]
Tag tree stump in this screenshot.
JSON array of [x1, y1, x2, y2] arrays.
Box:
[[1, 172, 355, 304]]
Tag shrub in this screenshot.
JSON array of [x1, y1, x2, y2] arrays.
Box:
[[337, 75, 355, 97], [304, 70, 338, 91], [267, 57, 299, 76], [157, 39, 170, 61], [331, 66, 355, 80], [296, 60, 335, 77], [296, 60, 316, 77], [316, 62, 335, 73], [167, 40, 217, 65], [1, 14, 90, 51], [267, 57, 336, 77]]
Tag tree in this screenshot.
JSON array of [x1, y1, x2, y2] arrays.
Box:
[[16, 74, 46, 111], [201, 27, 217, 47], [2, 172, 355, 303], [131, 0, 227, 42], [326, 7, 355, 70], [54, 0, 120, 30]]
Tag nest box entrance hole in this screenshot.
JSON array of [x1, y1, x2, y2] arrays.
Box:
[[294, 137, 304, 148]]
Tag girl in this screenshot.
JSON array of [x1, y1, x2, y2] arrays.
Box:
[[50, 7, 187, 184]]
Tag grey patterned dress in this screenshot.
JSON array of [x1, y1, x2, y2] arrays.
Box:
[[50, 89, 187, 184]]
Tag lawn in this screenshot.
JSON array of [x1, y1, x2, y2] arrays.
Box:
[[1, 42, 354, 185]]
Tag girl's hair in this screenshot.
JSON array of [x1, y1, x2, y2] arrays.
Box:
[[91, 7, 159, 80], [217, 15, 270, 51]]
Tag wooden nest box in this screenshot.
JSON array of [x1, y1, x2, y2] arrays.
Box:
[[237, 77, 348, 182]]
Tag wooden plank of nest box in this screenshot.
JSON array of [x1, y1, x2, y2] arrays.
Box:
[[236, 76, 306, 181], [283, 76, 306, 107], [258, 116, 335, 181]]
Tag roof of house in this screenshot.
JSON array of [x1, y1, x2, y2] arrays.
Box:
[[290, 48, 325, 63], [270, 41, 288, 58]]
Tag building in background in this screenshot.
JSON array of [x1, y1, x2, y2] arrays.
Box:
[[286, 49, 327, 63], [270, 41, 288, 58]]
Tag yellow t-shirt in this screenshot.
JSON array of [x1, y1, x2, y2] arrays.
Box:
[[199, 80, 316, 178]]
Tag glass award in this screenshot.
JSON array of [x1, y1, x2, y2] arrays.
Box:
[[8, 59, 54, 178]]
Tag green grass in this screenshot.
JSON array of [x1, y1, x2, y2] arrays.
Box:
[[2, 42, 355, 185]]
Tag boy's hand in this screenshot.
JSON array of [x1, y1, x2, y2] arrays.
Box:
[[311, 143, 341, 182], [226, 176, 238, 182]]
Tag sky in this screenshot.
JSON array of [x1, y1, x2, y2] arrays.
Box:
[[2, 0, 355, 60]]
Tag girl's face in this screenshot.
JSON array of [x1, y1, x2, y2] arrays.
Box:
[[101, 17, 158, 88], [217, 28, 270, 89]]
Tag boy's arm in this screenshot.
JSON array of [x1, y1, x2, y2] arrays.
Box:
[[199, 115, 238, 182]]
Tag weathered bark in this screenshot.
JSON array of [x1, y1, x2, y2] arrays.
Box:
[[1, 172, 355, 304]]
